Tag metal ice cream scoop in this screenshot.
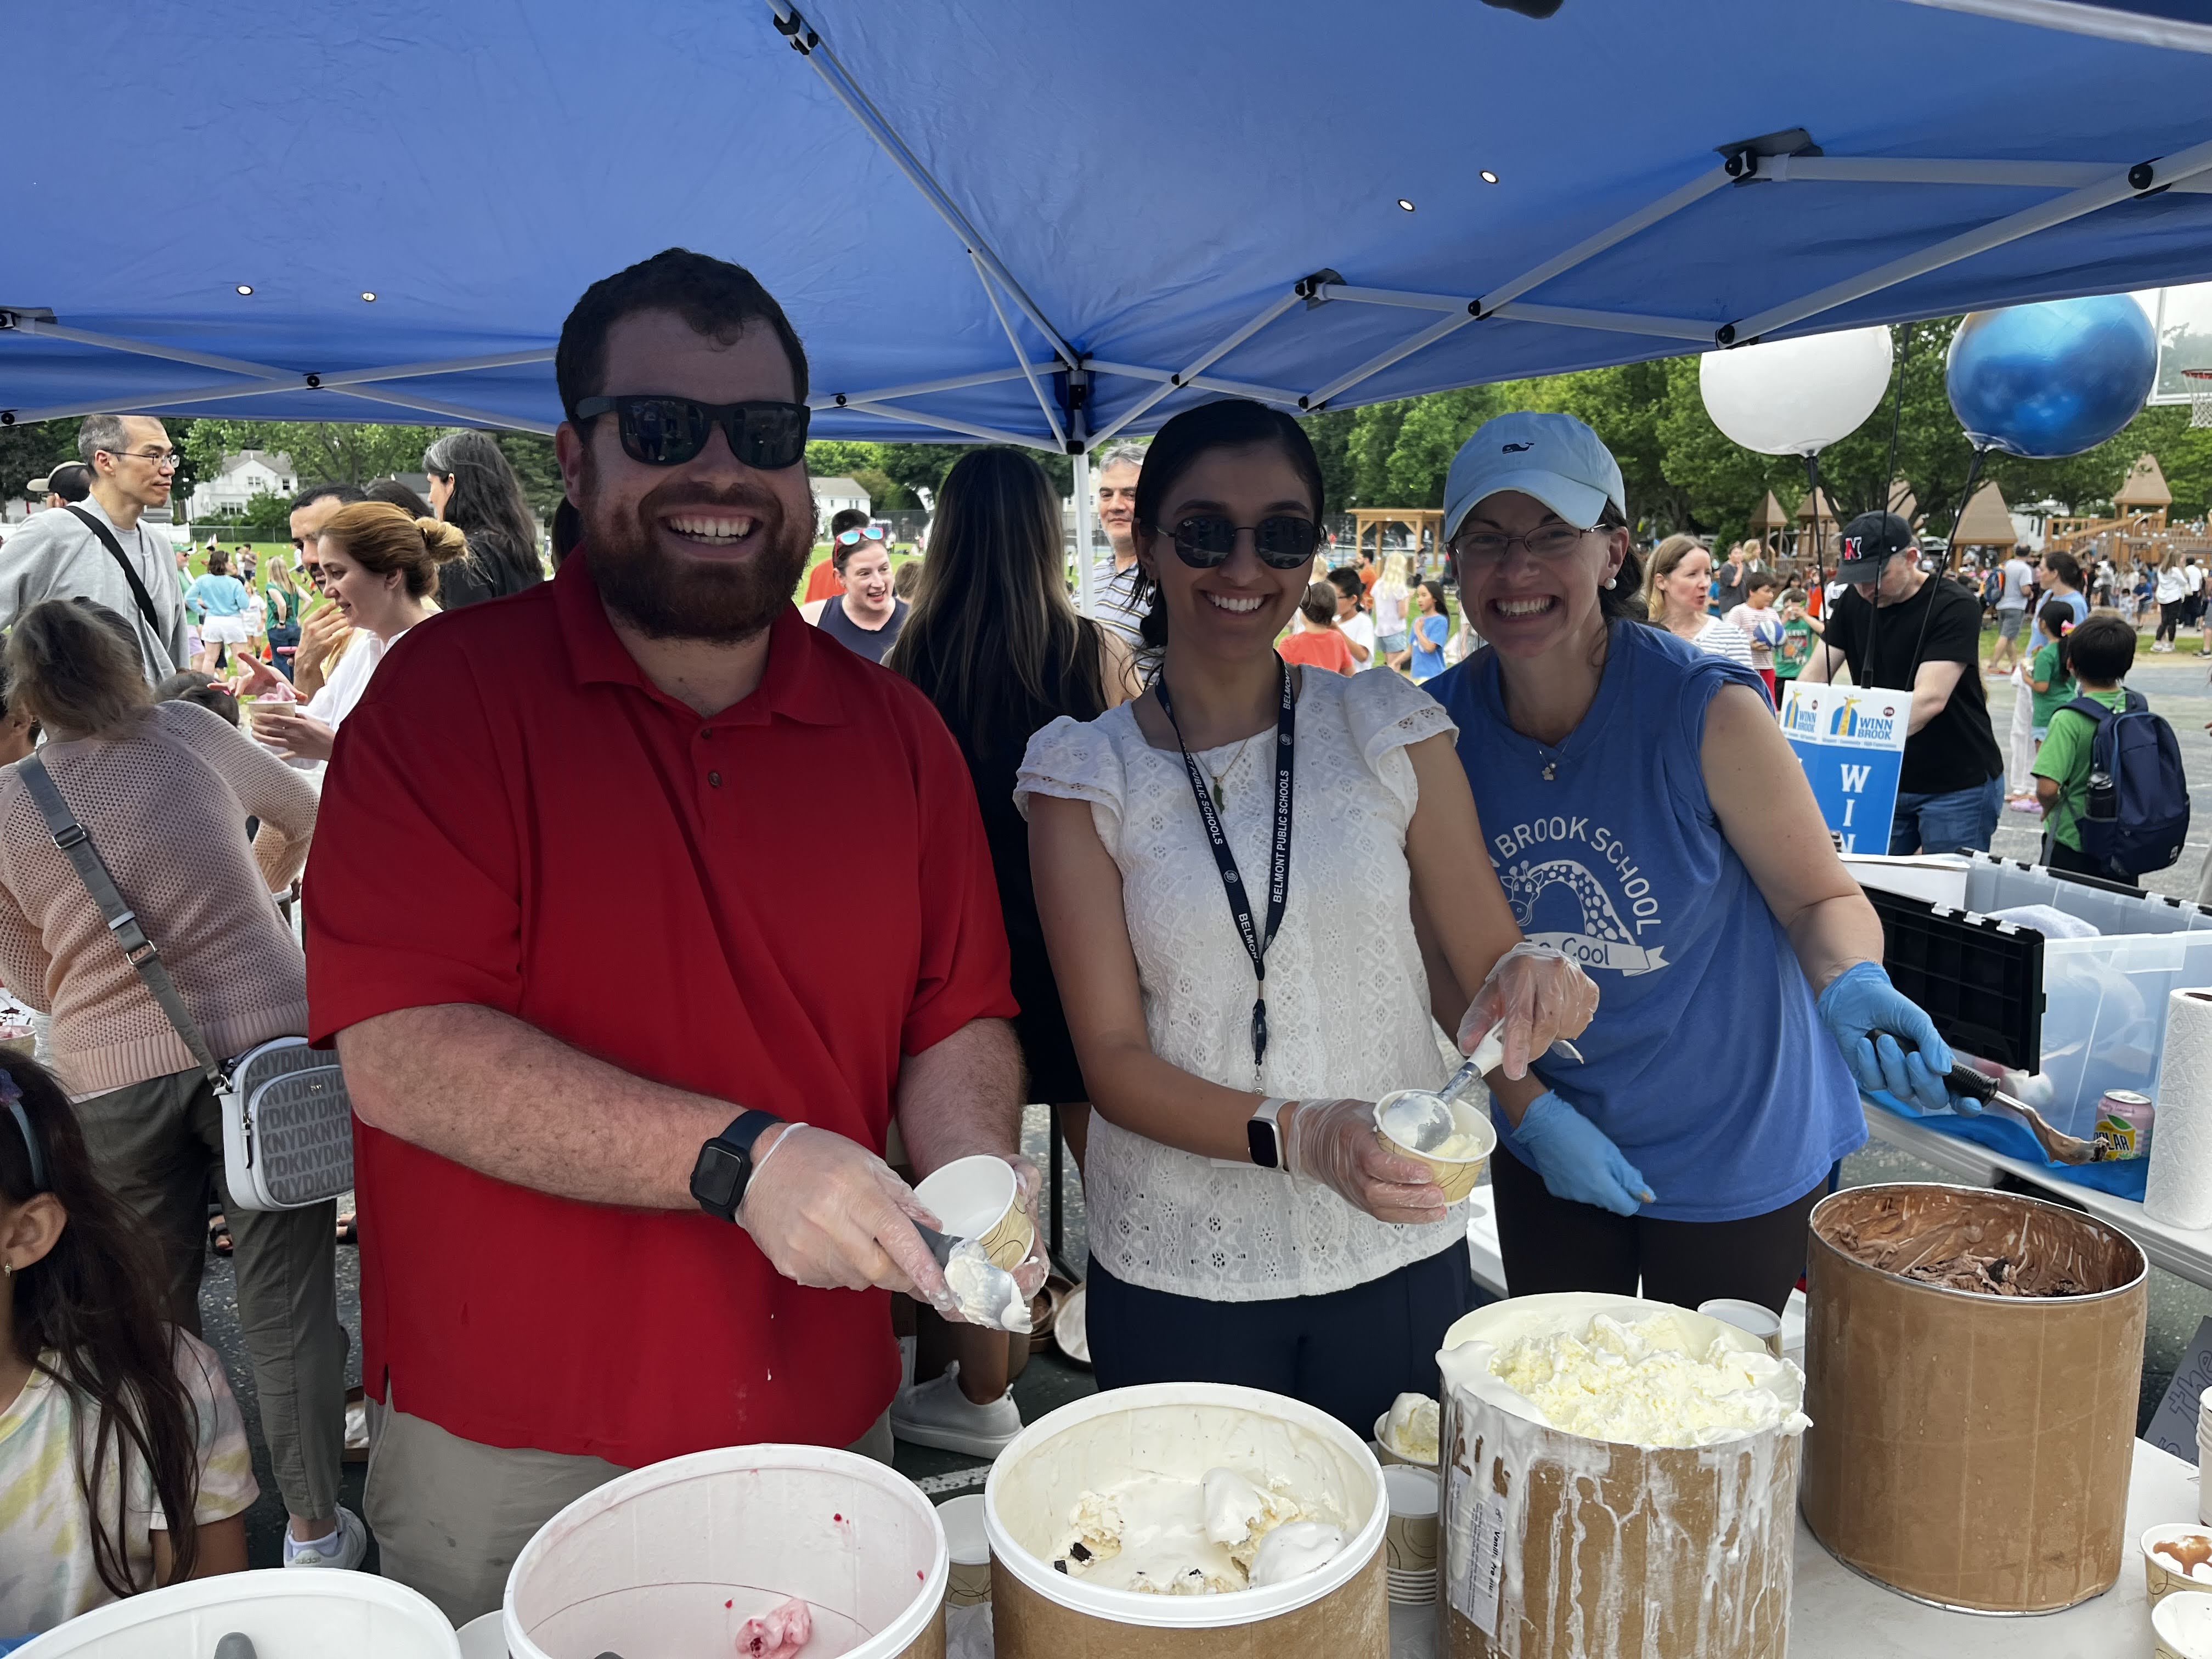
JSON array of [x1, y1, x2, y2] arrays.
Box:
[[1387, 1021, 1585, 1153], [911, 1219, 958, 1268], [1945, 1065, 2109, 1165]]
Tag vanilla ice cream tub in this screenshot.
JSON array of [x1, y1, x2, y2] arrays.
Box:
[[984, 1382, 1387, 1656], [1437, 1292, 1807, 1659]]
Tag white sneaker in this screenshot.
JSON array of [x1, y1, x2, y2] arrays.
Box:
[[890, 1363, 1023, 1457], [282, 1505, 369, 1570]]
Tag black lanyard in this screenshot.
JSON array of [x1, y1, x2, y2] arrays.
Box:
[[1155, 657, 1296, 1080]]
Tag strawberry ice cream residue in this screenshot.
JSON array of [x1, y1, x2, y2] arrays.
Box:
[[736, 1596, 811, 1659]]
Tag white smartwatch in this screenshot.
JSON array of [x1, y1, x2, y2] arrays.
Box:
[[1246, 1097, 1293, 1171]]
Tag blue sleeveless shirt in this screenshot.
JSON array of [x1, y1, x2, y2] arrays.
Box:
[[1425, 623, 1864, 1222]]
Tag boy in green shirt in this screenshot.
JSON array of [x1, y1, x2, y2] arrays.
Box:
[[2031, 613, 2136, 885], [1773, 589, 1822, 683]]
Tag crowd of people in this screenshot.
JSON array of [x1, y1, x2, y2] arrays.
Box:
[[0, 243, 2111, 1646]]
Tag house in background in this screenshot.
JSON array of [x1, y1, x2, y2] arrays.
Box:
[[187, 450, 298, 519], [810, 476, 870, 530]]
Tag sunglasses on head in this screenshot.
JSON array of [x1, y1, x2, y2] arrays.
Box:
[[1154, 514, 1320, 570], [836, 526, 887, 547], [574, 395, 811, 470]]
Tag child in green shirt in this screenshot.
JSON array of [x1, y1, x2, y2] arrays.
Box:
[[2025, 616, 2076, 741], [2031, 613, 2136, 885], [1773, 589, 1821, 682]]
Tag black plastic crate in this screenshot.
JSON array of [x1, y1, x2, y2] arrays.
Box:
[[1865, 886, 2044, 1071]]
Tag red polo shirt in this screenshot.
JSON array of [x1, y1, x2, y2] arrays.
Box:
[[304, 551, 1015, 1467]]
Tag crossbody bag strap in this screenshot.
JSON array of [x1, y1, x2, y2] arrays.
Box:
[[18, 757, 228, 1090], [61, 505, 165, 639]]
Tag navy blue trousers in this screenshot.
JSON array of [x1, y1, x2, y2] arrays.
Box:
[[1085, 1244, 1482, 1436]]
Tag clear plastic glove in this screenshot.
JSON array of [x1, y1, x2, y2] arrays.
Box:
[[1815, 961, 1962, 1115], [737, 1124, 952, 1305], [1280, 1098, 1449, 1225], [1458, 941, 1600, 1080], [1513, 1091, 1654, 1215]]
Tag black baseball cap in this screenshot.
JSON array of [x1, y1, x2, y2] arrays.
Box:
[[1836, 511, 1914, 583]]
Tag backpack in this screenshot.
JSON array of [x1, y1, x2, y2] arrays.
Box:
[[2062, 690, 2190, 877]]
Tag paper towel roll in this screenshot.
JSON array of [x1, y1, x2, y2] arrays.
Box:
[[2148, 988, 2212, 1229]]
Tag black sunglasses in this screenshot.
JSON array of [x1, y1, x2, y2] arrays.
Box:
[[574, 395, 811, 470], [1154, 515, 1320, 570]]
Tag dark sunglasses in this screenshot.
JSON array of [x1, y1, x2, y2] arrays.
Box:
[[1154, 515, 1320, 570], [574, 395, 811, 470]]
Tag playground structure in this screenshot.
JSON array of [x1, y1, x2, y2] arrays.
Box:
[[2045, 453, 2212, 564], [1351, 507, 1445, 567]]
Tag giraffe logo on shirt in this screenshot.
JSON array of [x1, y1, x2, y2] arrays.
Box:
[[1491, 817, 1669, 976]]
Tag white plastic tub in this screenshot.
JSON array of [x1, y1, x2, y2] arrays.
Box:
[[18, 1568, 459, 1658], [984, 1381, 1386, 1632], [503, 1444, 947, 1659]]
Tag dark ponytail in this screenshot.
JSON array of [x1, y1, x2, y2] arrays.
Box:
[[1128, 399, 1327, 668], [1, 1056, 206, 1595], [1596, 503, 1646, 626]]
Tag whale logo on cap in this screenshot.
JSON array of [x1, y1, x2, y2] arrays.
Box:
[[1500, 441, 1533, 452]]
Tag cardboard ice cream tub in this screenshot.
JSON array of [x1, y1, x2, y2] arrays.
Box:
[[15, 1568, 460, 1658], [1800, 1183, 2147, 1615], [1437, 1292, 1807, 1659], [984, 1381, 1389, 1656], [503, 1444, 947, 1659]]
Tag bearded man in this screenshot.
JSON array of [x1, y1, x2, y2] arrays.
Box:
[[303, 249, 1034, 1622]]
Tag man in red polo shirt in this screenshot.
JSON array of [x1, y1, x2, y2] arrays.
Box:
[[305, 247, 1032, 1621]]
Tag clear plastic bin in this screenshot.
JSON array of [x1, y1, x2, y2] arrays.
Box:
[[1845, 853, 2212, 1138]]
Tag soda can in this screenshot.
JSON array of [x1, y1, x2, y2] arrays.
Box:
[[2094, 1090, 2155, 1159]]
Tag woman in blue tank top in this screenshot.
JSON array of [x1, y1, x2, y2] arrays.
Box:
[[1421, 413, 1967, 1312]]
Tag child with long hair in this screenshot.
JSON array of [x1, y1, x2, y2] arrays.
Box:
[[0, 1054, 256, 1638]]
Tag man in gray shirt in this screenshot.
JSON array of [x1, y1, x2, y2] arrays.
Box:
[[1083, 442, 1147, 646], [0, 413, 190, 681]]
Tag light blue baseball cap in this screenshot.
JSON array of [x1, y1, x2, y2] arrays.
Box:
[[1443, 411, 1626, 541]]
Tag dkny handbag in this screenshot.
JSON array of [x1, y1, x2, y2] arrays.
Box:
[[19, 755, 352, 1210]]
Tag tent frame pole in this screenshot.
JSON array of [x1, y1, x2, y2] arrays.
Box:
[[1303, 310, 1477, 412], [1074, 449, 1094, 614], [1090, 289, 1306, 445], [839, 397, 1062, 452], [1084, 360, 1306, 408], [970, 252, 1068, 451]]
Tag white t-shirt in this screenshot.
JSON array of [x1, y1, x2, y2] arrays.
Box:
[[1999, 557, 2033, 609], [1373, 582, 1409, 637], [0, 1331, 258, 1632], [1016, 669, 1465, 1301], [1338, 610, 1378, 669], [2157, 567, 2190, 605], [2188, 564, 2205, 596]]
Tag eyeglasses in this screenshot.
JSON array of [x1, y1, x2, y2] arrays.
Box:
[[1449, 524, 1596, 565], [1154, 515, 1319, 570], [102, 447, 180, 470], [573, 395, 810, 470], [836, 526, 887, 547]]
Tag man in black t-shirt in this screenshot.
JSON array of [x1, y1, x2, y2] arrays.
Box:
[[1796, 511, 2004, 855]]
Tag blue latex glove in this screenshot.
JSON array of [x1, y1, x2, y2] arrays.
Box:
[[1514, 1091, 1654, 1216], [0, 1637, 33, 1655], [1815, 961, 1974, 1116]]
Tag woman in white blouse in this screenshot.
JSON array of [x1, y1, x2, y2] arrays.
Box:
[[237, 504, 465, 765], [1643, 535, 1755, 668], [1022, 400, 1595, 1428]]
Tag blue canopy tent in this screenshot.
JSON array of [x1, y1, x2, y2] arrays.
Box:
[[6, 0, 2212, 587]]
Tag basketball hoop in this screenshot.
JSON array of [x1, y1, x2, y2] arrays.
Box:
[[2187, 368, 2212, 429]]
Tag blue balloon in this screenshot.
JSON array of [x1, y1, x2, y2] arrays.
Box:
[[1945, 295, 2158, 459]]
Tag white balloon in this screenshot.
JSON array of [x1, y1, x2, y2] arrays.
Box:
[[1699, 326, 1894, 456]]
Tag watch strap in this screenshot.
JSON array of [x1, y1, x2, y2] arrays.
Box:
[[691, 1109, 785, 1221]]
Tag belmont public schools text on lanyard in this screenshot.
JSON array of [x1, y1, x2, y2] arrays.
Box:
[[1156, 656, 1296, 1084]]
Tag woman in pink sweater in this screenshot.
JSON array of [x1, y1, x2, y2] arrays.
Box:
[[0, 599, 363, 1570]]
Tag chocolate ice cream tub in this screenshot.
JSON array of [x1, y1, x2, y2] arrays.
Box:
[[1801, 1183, 2147, 1613]]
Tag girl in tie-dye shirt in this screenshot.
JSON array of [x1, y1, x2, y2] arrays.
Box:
[[0, 1058, 256, 1639]]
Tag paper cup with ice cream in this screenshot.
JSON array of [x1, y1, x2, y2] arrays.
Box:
[[916, 1153, 1033, 1272], [1373, 1091, 1494, 1203], [2148, 1525, 2212, 1609], [503, 1444, 946, 1659], [1372, 1390, 1439, 1469], [2157, 1589, 2212, 1659]]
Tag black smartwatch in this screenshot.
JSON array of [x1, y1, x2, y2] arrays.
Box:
[[690, 1110, 785, 1222]]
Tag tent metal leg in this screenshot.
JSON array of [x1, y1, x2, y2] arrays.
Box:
[[1073, 450, 1094, 613]]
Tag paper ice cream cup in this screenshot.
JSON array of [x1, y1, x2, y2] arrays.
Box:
[[1372, 1092, 1493, 1203], [2157, 1589, 2212, 1659], [1369, 1413, 1426, 1468], [2148, 1525, 2212, 1609], [1698, 1297, 1785, 1359], [940, 1493, 992, 1607], [915, 1154, 1032, 1272]]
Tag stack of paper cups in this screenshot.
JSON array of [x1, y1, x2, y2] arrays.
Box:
[[1381, 1464, 1438, 1605], [2148, 990, 2212, 1231], [2200, 1389, 2212, 1526]]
